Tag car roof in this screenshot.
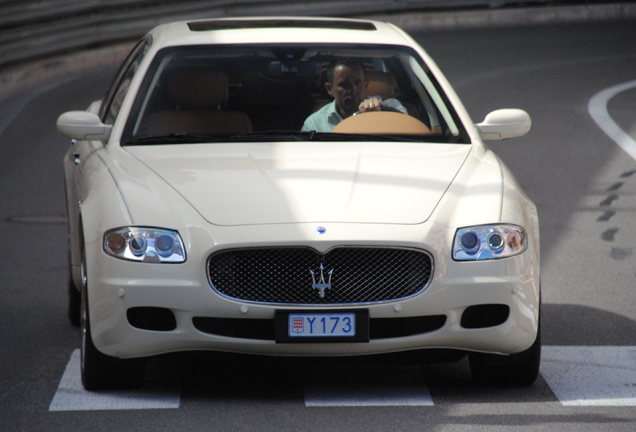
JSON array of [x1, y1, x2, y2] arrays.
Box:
[[148, 17, 415, 48]]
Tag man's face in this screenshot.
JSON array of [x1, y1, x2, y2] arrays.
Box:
[[325, 64, 368, 118]]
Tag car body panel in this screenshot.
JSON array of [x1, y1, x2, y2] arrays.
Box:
[[125, 143, 472, 226]]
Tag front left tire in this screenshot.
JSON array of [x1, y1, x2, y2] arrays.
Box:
[[67, 241, 81, 326], [80, 242, 145, 390], [469, 309, 541, 386], [68, 259, 81, 326]]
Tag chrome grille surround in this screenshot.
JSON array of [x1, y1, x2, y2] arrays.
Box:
[[207, 246, 433, 305]]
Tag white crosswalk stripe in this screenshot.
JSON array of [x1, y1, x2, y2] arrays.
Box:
[[49, 346, 636, 410], [540, 346, 636, 406], [49, 350, 181, 411]]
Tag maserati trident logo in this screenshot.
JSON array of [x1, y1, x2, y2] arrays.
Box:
[[309, 263, 334, 298]]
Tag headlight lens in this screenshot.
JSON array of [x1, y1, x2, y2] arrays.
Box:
[[104, 227, 186, 263], [155, 234, 176, 257], [459, 231, 480, 254], [453, 224, 527, 261]]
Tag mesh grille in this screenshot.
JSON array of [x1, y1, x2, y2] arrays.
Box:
[[207, 247, 432, 305]]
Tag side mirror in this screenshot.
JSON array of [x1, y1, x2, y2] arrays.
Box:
[[475, 109, 531, 140], [56, 111, 112, 141]]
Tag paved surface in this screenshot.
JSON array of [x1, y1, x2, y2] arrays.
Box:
[[46, 346, 636, 411], [2, 18, 636, 431]]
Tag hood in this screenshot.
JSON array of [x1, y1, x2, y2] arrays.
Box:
[[125, 142, 471, 226]]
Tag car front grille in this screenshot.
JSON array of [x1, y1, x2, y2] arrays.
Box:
[[207, 247, 433, 305]]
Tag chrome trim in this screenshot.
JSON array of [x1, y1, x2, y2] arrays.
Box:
[[310, 263, 333, 299]]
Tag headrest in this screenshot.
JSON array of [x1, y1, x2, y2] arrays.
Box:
[[366, 71, 395, 101], [167, 68, 228, 109]]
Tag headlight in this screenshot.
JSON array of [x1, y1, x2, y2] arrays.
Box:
[[452, 224, 527, 261], [104, 227, 186, 263]]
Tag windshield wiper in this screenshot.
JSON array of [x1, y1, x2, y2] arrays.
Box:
[[126, 133, 228, 145], [232, 131, 429, 142], [126, 131, 438, 145], [230, 130, 317, 141], [126, 131, 316, 144]]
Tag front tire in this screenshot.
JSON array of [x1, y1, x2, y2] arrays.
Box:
[[68, 246, 81, 326], [68, 278, 81, 326], [80, 244, 144, 390], [469, 323, 541, 386]]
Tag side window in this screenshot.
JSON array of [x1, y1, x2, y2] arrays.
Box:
[[100, 38, 149, 125]]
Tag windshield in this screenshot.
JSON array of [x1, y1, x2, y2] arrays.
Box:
[[122, 44, 469, 145]]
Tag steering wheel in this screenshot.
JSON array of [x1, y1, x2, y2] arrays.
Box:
[[352, 104, 403, 116], [333, 111, 431, 134]]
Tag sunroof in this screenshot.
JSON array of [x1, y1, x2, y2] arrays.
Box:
[[188, 19, 377, 32]]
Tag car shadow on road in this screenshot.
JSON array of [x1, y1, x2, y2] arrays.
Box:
[[142, 302, 636, 405], [542, 302, 636, 346], [425, 302, 636, 404]]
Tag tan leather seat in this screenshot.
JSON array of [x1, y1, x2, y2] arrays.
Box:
[[366, 70, 421, 119], [142, 68, 252, 136], [366, 71, 395, 101]]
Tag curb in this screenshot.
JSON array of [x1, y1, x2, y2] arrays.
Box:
[[1, 3, 635, 103], [0, 44, 136, 104], [370, 2, 636, 30]]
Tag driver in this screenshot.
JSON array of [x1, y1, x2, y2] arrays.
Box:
[[301, 58, 407, 133]]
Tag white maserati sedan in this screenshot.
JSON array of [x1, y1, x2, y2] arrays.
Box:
[[57, 17, 540, 390]]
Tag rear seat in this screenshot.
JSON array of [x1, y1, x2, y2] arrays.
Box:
[[240, 73, 303, 131]]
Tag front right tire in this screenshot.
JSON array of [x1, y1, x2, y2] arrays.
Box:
[[80, 243, 144, 390], [68, 278, 81, 326]]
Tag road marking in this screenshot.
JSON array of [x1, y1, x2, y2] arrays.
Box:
[[49, 349, 180, 411], [303, 364, 433, 406], [50, 346, 636, 409], [588, 79, 636, 161], [541, 346, 636, 406]]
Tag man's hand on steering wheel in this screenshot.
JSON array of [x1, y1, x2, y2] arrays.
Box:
[[358, 97, 383, 113]]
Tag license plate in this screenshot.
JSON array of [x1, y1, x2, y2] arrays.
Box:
[[275, 310, 369, 343], [289, 313, 356, 337]]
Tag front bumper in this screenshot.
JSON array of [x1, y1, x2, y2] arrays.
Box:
[[85, 222, 540, 360]]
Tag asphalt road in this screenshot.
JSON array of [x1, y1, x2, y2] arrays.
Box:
[[2, 18, 636, 431]]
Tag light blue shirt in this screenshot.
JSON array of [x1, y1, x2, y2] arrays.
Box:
[[301, 97, 407, 133]]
